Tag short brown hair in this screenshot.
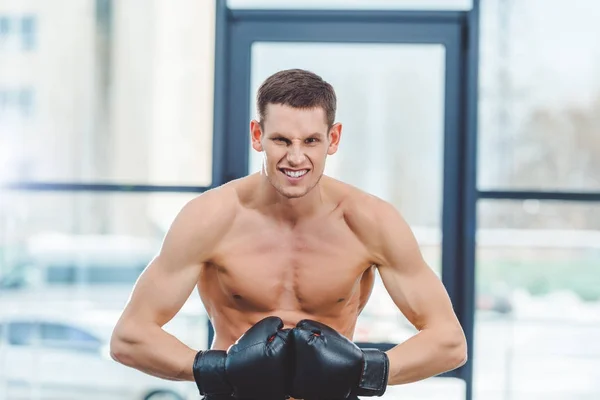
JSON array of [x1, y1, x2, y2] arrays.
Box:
[[256, 69, 337, 127]]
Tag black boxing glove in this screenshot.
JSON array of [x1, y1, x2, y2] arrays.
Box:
[[193, 316, 292, 399], [290, 319, 389, 399]]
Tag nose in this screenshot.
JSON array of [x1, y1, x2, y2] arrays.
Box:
[[286, 143, 306, 166]]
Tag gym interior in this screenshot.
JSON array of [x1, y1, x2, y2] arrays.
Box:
[[1, 1, 599, 399]]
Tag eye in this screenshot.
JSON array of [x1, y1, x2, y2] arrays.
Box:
[[305, 138, 319, 144], [273, 137, 290, 144]]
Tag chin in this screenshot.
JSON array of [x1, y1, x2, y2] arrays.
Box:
[[277, 186, 310, 199], [266, 172, 320, 199]]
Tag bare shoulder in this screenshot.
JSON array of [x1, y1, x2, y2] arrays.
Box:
[[330, 178, 399, 229], [160, 181, 241, 262], [176, 183, 239, 230], [328, 178, 412, 264]]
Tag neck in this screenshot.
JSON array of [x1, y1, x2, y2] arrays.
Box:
[[257, 172, 325, 225]]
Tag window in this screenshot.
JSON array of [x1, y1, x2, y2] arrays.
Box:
[[20, 15, 36, 51], [41, 323, 98, 343], [0, 87, 34, 117], [0, 89, 9, 109], [0, 15, 36, 52], [0, 263, 147, 289], [18, 88, 34, 116], [8, 322, 38, 346], [45, 264, 147, 285], [478, 0, 600, 191], [0, 190, 194, 293], [1, 4, 214, 185], [0, 16, 9, 36], [227, 0, 472, 10], [41, 323, 101, 352], [474, 200, 600, 399], [476, 3, 600, 398], [46, 265, 77, 284], [0, 263, 40, 290], [0, 2, 217, 397], [5, 321, 101, 352]]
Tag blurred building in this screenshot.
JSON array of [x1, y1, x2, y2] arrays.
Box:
[[0, 0, 215, 243]]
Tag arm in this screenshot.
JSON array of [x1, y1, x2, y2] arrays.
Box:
[[370, 201, 467, 385], [109, 189, 235, 381]]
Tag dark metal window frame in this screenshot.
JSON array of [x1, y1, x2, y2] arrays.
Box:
[[478, 190, 600, 202], [212, 1, 481, 399]]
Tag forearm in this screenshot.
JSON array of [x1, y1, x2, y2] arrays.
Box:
[[385, 326, 467, 385], [110, 322, 197, 382]]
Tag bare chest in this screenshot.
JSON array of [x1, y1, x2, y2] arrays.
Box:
[[206, 216, 374, 315]]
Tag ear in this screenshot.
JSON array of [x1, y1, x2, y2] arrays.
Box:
[[327, 123, 342, 155], [250, 120, 264, 152]]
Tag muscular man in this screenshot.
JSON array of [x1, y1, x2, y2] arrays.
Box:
[[110, 69, 467, 399]]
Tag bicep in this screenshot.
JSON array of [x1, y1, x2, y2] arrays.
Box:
[[121, 252, 201, 327], [118, 190, 234, 328], [374, 207, 458, 331], [378, 260, 456, 331]]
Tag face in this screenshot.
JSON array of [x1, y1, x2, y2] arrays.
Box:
[[251, 104, 342, 199]]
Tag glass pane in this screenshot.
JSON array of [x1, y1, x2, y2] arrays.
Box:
[[0, 190, 206, 399], [249, 42, 445, 344], [0, 2, 214, 186], [474, 200, 600, 400], [40, 323, 100, 352], [8, 322, 38, 346], [0, 190, 195, 301], [228, 0, 472, 10], [478, 0, 600, 191]]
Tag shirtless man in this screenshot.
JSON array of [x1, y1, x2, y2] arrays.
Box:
[[110, 69, 467, 399]]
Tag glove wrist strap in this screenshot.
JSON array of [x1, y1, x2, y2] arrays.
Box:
[[355, 349, 389, 397], [193, 350, 232, 396]]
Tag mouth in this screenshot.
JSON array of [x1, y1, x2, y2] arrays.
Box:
[[279, 168, 310, 181]]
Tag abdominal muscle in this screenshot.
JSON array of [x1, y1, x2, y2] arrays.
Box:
[[208, 304, 361, 351], [198, 254, 374, 400], [201, 264, 375, 351]]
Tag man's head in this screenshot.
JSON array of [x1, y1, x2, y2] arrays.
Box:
[[251, 69, 342, 199]]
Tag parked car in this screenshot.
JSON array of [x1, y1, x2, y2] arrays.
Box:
[[0, 232, 205, 317], [0, 306, 204, 400], [0, 233, 157, 291], [0, 233, 208, 399]]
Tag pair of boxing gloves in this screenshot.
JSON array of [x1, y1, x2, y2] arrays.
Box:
[[193, 316, 389, 399]]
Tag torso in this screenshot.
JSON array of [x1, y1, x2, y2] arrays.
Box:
[[197, 175, 380, 350]]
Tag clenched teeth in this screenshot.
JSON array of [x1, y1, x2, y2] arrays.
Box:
[[283, 170, 308, 178]]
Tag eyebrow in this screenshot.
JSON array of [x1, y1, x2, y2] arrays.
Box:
[[271, 132, 325, 138]]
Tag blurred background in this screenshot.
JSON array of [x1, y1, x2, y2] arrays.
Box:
[[0, 0, 599, 399]]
